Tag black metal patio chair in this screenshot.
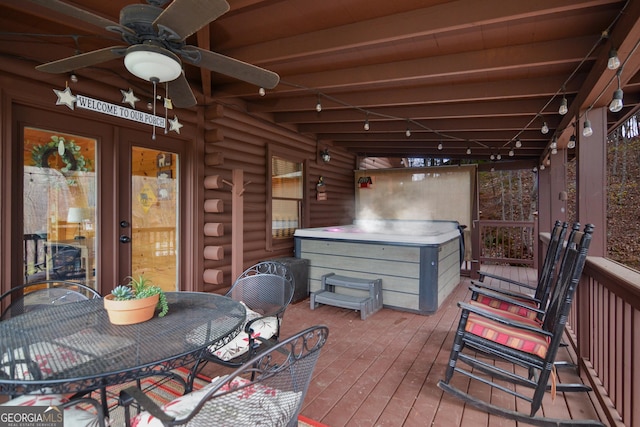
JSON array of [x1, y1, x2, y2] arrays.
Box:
[[437, 224, 603, 426], [119, 325, 329, 427], [0, 279, 100, 320], [186, 260, 295, 392]]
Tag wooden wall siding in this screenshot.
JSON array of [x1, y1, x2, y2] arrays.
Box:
[[296, 235, 460, 314], [201, 104, 356, 292]]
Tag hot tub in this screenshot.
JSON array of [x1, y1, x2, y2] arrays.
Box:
[[294, 220, 462, 314]]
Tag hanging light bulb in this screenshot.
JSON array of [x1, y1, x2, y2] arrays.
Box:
[[609, 89, 623, 112], [515, 139, 522, 148], [405, 128, 411, 137], [316, 98, 322, 113], [541, 121, 549, 134], [364, 117, 370, 131], [559, 96, 568, 115], [550, 138, 558, 155], [609, 70, 624, 113], [608, 48, 621, 70], [437, 142, 443, 150], [496, 153, 502, 160], [583, 118, 593, 137], [69, 74, 78, 84], [509, 148, 514, 157], [490, 153, 495, 160], [568, 135, 576, 149], [540, 164, 545, 170], [258, 87, 266, 96], [466, 147, 472, 155]]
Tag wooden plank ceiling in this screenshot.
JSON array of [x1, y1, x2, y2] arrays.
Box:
[[2, 0, 640, 167]]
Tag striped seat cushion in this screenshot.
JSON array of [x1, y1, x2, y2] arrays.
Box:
[[467, 301, 541, 327], [475, 293, 539, 321], [465, 312, 550, 359]]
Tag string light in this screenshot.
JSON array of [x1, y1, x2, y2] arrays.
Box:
[[466, 147, 472, 155], [258, 87, 266, 96], [509, 147, 515, 157], [608, 48, 621, 70], [559, 96, 568, 115], [364, 114, 370, 131], [609, 69, 624, 113], [515, 139, 522, 148], [437, 142, 443, 150], [541, 121, 549, 134], [583, 109, 593, 137], [316, 96, 322, 112], [568, 134, 576, 149]]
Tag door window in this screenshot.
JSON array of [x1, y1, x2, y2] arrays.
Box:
[[22, 128, 97, 287]]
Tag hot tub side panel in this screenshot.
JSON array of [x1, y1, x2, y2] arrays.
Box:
[[294, 237, 460, 314], [419, 238, 461, 313]]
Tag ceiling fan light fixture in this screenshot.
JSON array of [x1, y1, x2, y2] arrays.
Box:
[[124, 45, 182, 83]]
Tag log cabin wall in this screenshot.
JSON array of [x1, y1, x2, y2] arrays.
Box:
[[202, 103, 356, 293], [0, 56, 357, 294]]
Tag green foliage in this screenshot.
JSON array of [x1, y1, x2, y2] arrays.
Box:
[[110, 275, 169, 317], [31, 135, 92, 174]]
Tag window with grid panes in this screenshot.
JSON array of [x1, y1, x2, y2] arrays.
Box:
[[271, 156, 303, 239]]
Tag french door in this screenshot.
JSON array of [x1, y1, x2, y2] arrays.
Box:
[[17, 106, 183, 294]]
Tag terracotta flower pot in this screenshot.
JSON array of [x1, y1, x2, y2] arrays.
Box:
[[103, 294, 159, 325]]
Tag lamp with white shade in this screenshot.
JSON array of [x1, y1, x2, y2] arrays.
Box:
[[67, 207, 91, 240]]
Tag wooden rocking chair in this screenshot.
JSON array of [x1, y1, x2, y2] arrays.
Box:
[[437, 224, 604, 426], [469, 221, 579, 323], [472, 220, 568, 304]]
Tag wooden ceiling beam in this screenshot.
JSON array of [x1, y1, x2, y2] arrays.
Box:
[[247, 75, 582, 112], [218, 0, 618, 64], [219, 36, 596, 97], [274, 99, 570, 124]]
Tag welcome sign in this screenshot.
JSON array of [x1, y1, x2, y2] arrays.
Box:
[[76, 95, 166, 128]]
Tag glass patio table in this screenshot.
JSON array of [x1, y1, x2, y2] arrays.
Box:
[[0, 291, 245, 405]]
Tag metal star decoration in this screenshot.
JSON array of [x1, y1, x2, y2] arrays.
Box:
[[53, 87, 77, 110], [120, 88, 140, 108], [169, 116, 183, 134]]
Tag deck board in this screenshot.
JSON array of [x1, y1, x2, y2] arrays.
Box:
[[202, 265, 607, 426]]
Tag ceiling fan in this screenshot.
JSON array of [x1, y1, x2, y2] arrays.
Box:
[[31, 0, 280, 108]]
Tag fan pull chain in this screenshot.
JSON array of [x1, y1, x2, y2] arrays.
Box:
[[151, 78, 158, 140], [164, 82, 169, 134]]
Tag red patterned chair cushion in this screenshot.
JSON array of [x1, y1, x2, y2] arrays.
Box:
[[467, 301, 541, 327], [465, 312, 550, 359], [475, 293, 539, 321]]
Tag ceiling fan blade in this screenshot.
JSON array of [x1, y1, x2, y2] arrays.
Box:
[[166, 73, 197, 108], [27, 0, 124, 32], [36, 46, 126, 73], [185, 47, 280, 89], [154, 0, 230, 41]]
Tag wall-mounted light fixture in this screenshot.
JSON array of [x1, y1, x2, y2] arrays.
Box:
[[320, 148, 331, 162]]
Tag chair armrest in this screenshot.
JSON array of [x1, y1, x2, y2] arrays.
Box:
[[457, 301, 551, 337], [120, 386, 176, 425], [476, 271, 537, 291], [469, 284, 540, 306]]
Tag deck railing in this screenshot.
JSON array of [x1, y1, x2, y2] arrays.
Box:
[[537, 235, 639, 427], [476, 220, 536, 267], [567, 257, 640, 427]]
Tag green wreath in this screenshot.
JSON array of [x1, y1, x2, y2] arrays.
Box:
[[31, 135, 92, 173]]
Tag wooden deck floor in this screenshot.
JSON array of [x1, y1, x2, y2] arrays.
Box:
[[203, 265, 607, 427]]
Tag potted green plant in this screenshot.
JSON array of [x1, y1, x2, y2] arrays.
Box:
[[103, 275, 169, 325]]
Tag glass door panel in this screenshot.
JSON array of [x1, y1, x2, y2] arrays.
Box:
[[129, 147, 179, 293], [22, 128, 97, 288]]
